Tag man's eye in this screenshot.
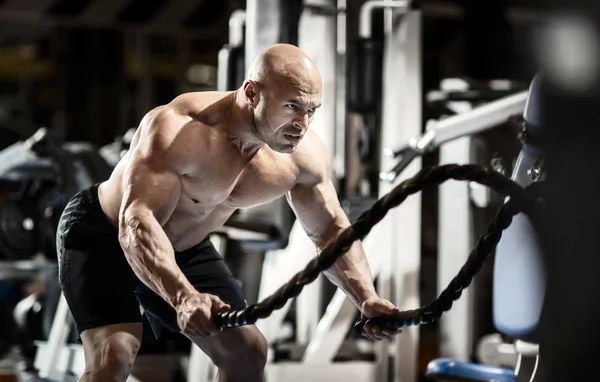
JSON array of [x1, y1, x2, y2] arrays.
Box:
[[286, 104, 298, 110]]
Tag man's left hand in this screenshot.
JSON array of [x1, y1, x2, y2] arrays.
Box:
[[360, 297, 403, 341]]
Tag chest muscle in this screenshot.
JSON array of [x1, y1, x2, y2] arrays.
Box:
[[179, 154, 297, 209]]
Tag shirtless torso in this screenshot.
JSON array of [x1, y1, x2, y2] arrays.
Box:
[[98, 91, 327, 251]]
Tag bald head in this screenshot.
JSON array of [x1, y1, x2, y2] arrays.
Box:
[[247, 44, 322, 90], [242, 44, 322, 154]]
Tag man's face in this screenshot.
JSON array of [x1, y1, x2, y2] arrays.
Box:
[[253, 82, 322, 153]]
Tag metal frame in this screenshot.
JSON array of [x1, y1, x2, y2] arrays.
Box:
[[436, 79, 476, 362], [378, 7, 422, 381], [333, 0, 347, 178], [427, 91, 528, 149], [391, 90, 528, 160], [217, 10, 246, 92]]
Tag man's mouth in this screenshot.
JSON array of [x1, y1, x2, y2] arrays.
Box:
[[284, 133, 302, 142]]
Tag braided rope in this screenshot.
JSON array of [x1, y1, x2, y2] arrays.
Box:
[[216, 164, 544, 330], [354, 185, 542, 331]]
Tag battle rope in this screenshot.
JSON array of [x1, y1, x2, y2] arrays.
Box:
[[354, 181, 543, 333], [215, 164, 544, 333]]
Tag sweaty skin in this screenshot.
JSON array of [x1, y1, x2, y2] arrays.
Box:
[[98, 44, 395, 342]]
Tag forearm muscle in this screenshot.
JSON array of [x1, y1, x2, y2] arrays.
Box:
[[119, 211, 196, 308], [319, 223, 378, 309]]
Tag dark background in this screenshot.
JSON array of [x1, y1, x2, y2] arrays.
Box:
[[0, 0, 547, 148]]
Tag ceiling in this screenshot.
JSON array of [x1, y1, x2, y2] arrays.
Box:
[[0, 0, 246, 42], [0, 0, 555, 45]]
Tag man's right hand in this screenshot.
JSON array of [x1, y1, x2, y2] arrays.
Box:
[[176, 293, 231, 338]]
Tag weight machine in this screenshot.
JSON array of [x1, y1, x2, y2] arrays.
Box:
[[425, 73, 545, 382], [416, 83, 527, 363]]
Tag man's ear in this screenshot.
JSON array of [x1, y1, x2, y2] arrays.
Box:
[[243, 80, 260, 108]]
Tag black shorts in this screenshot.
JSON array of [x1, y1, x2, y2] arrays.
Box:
[[56, 184, 246, 339]]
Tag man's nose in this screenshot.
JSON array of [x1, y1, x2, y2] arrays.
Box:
[[293, 114, 310, 130]]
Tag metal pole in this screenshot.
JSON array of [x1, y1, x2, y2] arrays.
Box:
[[431, 91, 528, 147], [359, 0, 411, 38], [229, 10, 246, 46], [245, 0, 282, 73], [379, 9, 422, 382], [334, 0, 347, 178]]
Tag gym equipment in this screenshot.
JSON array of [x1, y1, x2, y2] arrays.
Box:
[[207, 3, 534, 376], [99, 128, 136, 167], [0, 127, 114, 380], [217, 10, 246, 92], [380, 89, 528, 183], [0, 286, 20, 359], [426, 77, 525, 360], [348, 0, 414, 113], [0, 128, 112, 259], [13, 293, 46, 368], [427, 79, 529, 104], [0, 202, 37, 260], [348, 38, 383, 113], [425, 74, 545, 381], [350, 51, 378, 166]]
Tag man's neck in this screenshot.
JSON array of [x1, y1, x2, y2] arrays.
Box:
[[226, 89, 265, 158]]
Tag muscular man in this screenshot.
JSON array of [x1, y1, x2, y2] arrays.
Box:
[[56, 44, 401, 382]]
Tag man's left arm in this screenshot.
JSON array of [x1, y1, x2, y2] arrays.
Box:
[[286, 176, 378, 309], [287, 169, 401, 341]]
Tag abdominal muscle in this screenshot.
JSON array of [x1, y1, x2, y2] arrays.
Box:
[[162, 201, 237, 252]]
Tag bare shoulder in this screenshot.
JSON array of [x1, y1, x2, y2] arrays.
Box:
[[169, 91, 231, 118], [131, 91, 231, 173], [292, 130, 332, 186], [131, 105, 196, 174], [136, 105, 188, 147]]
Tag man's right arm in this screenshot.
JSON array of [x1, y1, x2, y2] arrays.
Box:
[[117, 114, 196, 309]]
